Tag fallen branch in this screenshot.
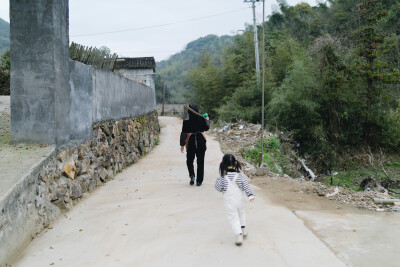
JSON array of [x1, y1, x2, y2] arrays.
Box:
[[388, 189, 400, 196], [374, 198, 400, 205], [379, 148, 391, 180]]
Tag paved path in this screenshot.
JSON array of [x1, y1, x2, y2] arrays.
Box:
[[14, 117, 345, 267]]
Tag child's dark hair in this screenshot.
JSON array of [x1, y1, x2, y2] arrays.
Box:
[[219, 154, 242, 176]]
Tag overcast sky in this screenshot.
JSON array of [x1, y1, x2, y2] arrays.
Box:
[[0, 0, 317, 61]]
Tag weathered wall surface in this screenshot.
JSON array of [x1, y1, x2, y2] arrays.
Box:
[[69, 60, 157, 139], [1, 112, 160, 266], [6, 0, 159, 265], [93, 69, 156, 122], [10, 0, 71, 145], [0, 149, 60, 266], [69, 60, 94, 140]]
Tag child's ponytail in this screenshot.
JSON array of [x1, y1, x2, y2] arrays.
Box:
[[219, 154, 242, 177]]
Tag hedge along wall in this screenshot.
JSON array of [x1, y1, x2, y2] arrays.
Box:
[[1, 60, 159, 266]]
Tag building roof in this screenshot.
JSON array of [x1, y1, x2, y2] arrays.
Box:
[[114, 57, 156, 70]]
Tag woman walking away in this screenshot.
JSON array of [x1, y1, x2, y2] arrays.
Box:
[[215, 154, 255, 246], [180, 103, 210, 186]]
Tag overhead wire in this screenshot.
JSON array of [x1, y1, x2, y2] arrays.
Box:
[[71, 7, 250, 37]]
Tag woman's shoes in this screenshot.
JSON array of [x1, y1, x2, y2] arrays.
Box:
[[189, 176, 202, 186]]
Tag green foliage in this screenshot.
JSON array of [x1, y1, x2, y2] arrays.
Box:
[[243, 137, 282, 173], [181, 0, 400, 172], [381, 104, 400, 150], [151, 0, 400, 175], [216, 79, 263, 123], [0, 18, 10, 53], [0, 49, 10, 95], [156, 34, 233, 104], [187, 52, 224, 118], [242, 136, 297, 176], [154, 74, 172, 104], [354, 0, 399, 145]]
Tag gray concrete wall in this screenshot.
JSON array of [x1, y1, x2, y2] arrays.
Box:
[[0, 148, 60, 266], [69, 60, 93, 140], [69, 61, 157, 136], [10, 0, 70, 145], [54, 0, 72, 145], [93, 68, 156, 122]]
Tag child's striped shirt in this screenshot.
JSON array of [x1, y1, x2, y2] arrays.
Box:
[[215, 172, 255, 200]]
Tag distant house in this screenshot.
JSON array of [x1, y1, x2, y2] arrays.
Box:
[[114, 57, 156, 90]]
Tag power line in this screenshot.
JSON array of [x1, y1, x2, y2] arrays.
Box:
[[71, 7, 250, 37]]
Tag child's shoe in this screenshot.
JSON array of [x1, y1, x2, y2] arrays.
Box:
[[235, 234, 243, 246], [189, 175, 195, 185], [242, 227, 248, 238]]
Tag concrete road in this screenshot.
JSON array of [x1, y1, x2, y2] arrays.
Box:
[[14, 117, 345, 267]]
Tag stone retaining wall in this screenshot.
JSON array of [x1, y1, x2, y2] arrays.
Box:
[[1, 111, 160, 266], [47, 111, 160, 210]]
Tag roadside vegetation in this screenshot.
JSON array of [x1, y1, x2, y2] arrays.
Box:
[[0, 49, 9, 95], [183, 0, 400, 195]]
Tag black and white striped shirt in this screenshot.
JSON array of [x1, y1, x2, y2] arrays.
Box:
[[215, 172, 255, 200]]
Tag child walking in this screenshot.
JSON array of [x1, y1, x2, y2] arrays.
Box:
[[215, 154, 255, 246]]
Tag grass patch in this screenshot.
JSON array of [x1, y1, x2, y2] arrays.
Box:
[[242, 136, 298, 176], [320, 155, 400, 193]]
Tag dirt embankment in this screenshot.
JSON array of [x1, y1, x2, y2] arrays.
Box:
[[211, 122, 397, 213]]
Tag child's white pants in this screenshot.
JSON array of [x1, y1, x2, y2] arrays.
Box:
[[223, 174, 245, 236]]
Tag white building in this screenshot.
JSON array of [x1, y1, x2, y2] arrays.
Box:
[[114, 57, 156, 90]]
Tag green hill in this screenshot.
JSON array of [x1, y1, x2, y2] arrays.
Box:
[[155, 34, 234, 104], [0, 18, 10, 53]]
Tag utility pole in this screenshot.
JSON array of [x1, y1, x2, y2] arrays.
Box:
[[162, 80, 166, 116], [245, 0, 263, 166], [260, 0, 265, 166], [244, 0, 261, 82]]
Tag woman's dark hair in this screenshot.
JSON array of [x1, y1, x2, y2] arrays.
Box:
[[188, 103, 199, 120], [219, 154, 242, 176], [188, 102, 199, 113]]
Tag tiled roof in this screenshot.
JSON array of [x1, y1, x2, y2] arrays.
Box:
[[115, 57, 156, 70]]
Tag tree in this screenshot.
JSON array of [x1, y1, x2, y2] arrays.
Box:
[[188, 52, 224, 117], [355, 0, 400, 145], [0, 48, 10, 95], [99, 46, 111, 55]]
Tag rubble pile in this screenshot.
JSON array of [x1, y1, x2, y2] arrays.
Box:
[[213, 121, 398, 212], [290, 177, 391, 211], [212, 122, 271, 154]]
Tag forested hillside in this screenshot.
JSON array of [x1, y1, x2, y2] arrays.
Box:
[[0, 18, 10, 53], [186, 0, 400, 179], [155, 34, 233, 103]]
